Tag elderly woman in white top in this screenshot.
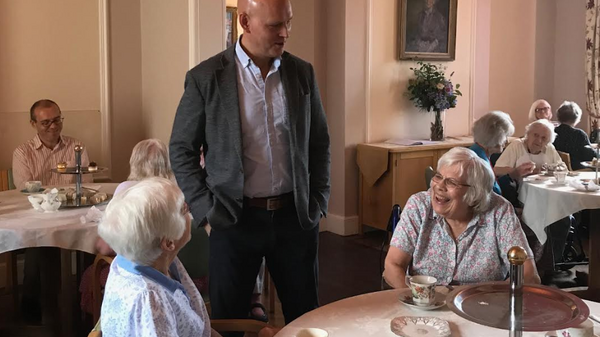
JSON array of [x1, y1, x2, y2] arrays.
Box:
[[495, 119, 563, 180], [98, 178, 215, 336], [496, 119, 571, 267], [383, 148, 540, 288]]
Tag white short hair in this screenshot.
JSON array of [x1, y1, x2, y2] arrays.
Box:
[[472, 111, 515, 148], [99, 177, 186, 266], [524, 119, 556, 143], [437, 147, 494, 214], [528, 99, 550, 122], [556, 101, 582, 126], [128, 139, 174, 181]]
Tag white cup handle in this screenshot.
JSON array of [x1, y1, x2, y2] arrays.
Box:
[[405, 275, 411, 288]]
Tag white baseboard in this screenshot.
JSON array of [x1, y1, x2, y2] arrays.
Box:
[[320, 214, 359, 236]]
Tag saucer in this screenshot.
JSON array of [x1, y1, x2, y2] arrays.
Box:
[[399, 289, 446, 310], [391, 316, 451, 337], [20, 187, 45, 194]]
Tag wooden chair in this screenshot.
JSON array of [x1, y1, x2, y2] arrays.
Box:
[[425, 166, 435, 189], [92, 255, 114, 324], [557, 151, 573, 171]]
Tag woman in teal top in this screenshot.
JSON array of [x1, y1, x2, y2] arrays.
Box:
[[469, 111, 516, 195]]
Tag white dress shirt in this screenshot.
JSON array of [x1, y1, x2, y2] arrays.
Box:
[[235, 38, 293, 198]]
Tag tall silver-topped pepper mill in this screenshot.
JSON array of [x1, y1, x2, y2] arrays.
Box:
[[74, 145, 83, 207], [508, 246, 528, 337]]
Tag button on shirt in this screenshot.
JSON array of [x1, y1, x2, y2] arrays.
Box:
[[390, 191, 533, 285], [101, 256, 211, 337], [235, 39, 293, 198], [12, 135, 92, 190]]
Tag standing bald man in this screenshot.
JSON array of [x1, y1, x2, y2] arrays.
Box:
[[169, 0, 330, 328]]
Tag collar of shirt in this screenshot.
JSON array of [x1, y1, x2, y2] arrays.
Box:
[[470, 143, 487, 159], [114, 255, 187, 296], [235, 35, 282, 71], [428, 198, 485, 229], [33, 134, 64, 151]]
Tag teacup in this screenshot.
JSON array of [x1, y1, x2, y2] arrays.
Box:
[[553, 171, 567, 184], [556, 318, 593, 337], [296, 328, 328, 337], [25, 181, 42, 193], [405, 275, 437, 306]]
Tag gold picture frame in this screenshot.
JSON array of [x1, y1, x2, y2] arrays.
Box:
[[226, 6, 238, 48], [398, 0, 458, 61]]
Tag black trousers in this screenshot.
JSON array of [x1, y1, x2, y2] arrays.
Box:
[[209, 203, 319, 332]]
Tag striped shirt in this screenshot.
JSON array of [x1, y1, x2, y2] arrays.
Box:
[[12, 134, 92, 190]]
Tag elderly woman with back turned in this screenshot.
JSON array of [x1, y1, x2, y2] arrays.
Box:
[[469, 111, 515, 195], [553, 101, 596, 171], [383, 148, 540, 287], [99, 178, 212, 336]]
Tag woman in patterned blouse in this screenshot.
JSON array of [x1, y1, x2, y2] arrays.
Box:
[[383, 148, 541, 287]]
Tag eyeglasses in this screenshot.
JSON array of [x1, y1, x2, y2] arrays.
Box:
[[431, 171, 470, 189], [36, 116, 64, 128], [535, 107, 550, 113]]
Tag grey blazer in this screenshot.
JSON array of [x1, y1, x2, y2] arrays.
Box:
[[169, 46, 330, 231]]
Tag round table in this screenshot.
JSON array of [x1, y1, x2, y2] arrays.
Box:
[[519, 172, 600, 245], [276, 288, 600, 336], [0, 183, 117, 254], [0, 183, 117, 337], [519, 172, 600, 297]]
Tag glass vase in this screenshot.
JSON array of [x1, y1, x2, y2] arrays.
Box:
[[430, 110, 445, 141]]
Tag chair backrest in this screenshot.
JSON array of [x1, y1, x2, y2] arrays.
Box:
[[210, 319, 269, 334], [0, 169, 15, 191], [557, 151, 573, 171], [92, 255, 114, 324], [425, 166, 435, 189]]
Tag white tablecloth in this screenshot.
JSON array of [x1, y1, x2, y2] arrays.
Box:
[[276, 288, 600, 337], [519, 172, 600, 244], [0, 183, 118, 254]]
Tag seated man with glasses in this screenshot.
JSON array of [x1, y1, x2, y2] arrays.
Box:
[[12, 99, 93, 324], [12, 99, 93, 190], [383, 147, 540, 288]]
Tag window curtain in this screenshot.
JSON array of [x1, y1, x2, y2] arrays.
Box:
[[586, 0, 600, 130]]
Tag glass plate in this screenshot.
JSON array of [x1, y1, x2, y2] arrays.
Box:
[[446, 282, 589, 332]]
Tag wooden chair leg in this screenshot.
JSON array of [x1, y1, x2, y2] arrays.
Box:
[[7, 252, 20, 315]]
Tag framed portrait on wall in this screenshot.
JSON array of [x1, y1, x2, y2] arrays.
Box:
[[226, 6, 238, 48], [398, 0, 457, 61]]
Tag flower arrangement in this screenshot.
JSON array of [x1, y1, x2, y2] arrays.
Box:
[[407, 62, 462, 141], [407, 62, 462, 112]]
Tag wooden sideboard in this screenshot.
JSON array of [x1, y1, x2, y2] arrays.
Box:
[[356, 136, 474, 232]]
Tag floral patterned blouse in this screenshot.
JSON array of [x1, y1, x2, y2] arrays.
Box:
[[390, 191, 533, 285]]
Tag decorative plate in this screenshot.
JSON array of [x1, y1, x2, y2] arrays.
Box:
[[399, 289, 446, 311], [390, 316, 451, 337]]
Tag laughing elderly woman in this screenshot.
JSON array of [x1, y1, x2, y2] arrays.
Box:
[[98, 177, 213, 337], [383, 148, 540, 287]]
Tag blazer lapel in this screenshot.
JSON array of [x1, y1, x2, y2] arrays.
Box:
[[280, 54, 299, 149], [215, 47, 243, 160]]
